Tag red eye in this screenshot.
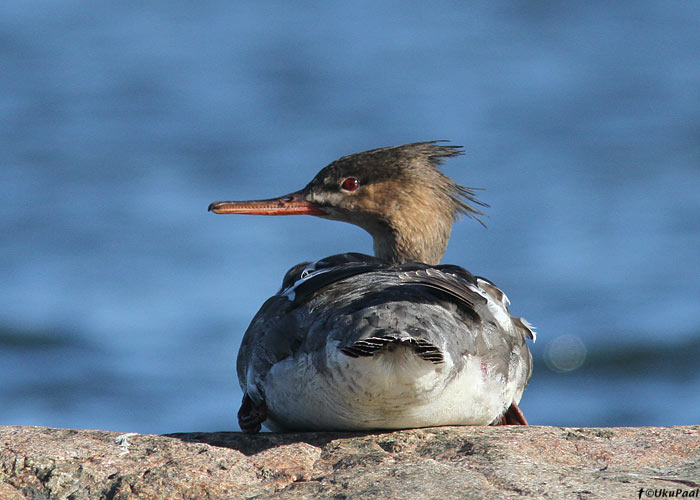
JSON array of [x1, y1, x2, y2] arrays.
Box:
[[341, 177, 359, 192]]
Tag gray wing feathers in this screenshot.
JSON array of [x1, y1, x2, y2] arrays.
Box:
[[237, 259, 535, 401]]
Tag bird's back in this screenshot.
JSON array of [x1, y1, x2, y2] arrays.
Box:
[[237, 253, 534, 431]]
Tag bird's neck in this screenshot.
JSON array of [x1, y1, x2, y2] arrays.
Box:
[[369, 215, 453, 266]]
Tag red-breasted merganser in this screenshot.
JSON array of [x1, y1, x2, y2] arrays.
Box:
[[209, 141, 535, 433]]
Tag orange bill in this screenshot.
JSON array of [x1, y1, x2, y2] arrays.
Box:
[[208, 191, 324, 216]]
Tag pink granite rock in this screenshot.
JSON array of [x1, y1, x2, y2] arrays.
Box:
[[1, 425, 698, 499]]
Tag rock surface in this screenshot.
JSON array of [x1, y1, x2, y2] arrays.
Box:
[[1, 425, 698, 499]]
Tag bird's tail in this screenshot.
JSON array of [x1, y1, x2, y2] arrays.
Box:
[[340, 334, 444, 364]]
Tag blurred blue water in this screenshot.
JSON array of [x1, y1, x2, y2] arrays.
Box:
[[1, 1, 699, 433]]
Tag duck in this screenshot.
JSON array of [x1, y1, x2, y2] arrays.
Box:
[[209, 141, 535, 433]]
